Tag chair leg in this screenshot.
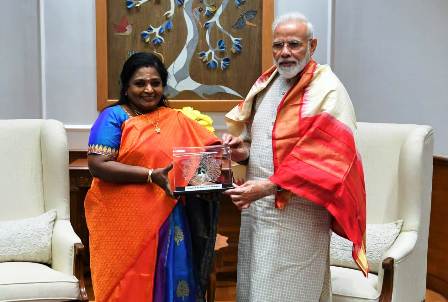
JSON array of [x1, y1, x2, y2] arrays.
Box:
[[74, 243, 89, 301], [379, 257, 394, 302]]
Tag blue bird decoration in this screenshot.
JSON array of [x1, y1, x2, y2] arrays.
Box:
[[220, 57, 231, 70], [217, 40, 226, 52], [234, 0, 246, 7], [164, 20, 173, 31], [232, 10, 257, 29], [207, 59, 218, 69], [231, 38, 242, 54]]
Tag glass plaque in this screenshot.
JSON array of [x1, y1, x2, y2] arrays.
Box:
[[173, 145, 233, 194]]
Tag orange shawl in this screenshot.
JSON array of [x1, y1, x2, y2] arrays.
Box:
[[84, 107, 220, 301], [226, 61, 368, 276]]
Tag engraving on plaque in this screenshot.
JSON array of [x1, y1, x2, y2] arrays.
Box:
[[173, 145, 232, 193]]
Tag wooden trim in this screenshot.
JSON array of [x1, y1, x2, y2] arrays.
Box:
[[69, 158, 90, 171], [74, 243, 89, 301], [96, 0, 108, 111], [426, 155, 448, 299], [262, 0, 274, 72], [379, 257, 394, 302], [168, 99, 240, 111], [95, 0, 274, 112], [433, 155, 448, 166], [99, 99, 241, 112], [69, 151, 88, 163]]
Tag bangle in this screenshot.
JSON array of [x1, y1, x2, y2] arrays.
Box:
[[147, 168, 154, 183]]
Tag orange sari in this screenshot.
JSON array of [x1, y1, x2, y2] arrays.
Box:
[[84, 107, 220, 301]]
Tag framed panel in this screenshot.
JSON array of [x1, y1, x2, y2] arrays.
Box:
[[96, 0, 273, 111]]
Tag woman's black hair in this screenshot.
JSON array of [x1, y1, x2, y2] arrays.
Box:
[[113, 52, 169, 107]]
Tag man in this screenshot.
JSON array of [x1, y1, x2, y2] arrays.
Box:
[[223, 13, 368, 302]]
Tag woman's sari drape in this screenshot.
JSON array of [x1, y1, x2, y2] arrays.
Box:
[[85, 107, 220, 301]]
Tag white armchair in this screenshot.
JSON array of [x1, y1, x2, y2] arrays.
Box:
[[331, 122, 434, 302], [0, 119, 88, 301]]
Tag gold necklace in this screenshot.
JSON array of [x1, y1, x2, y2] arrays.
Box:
[[127, 105, 161, 134], [128, 104, 143, 116], [146, 110, 161, 134]]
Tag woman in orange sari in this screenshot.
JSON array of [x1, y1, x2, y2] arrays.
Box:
[[85, 52, 220, 302]]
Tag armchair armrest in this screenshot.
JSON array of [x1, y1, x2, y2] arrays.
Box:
[[379, 230, 419, 302], [382, 230, 417, 264], [52, 220, 89, 301], [51, 219, 82, 274]]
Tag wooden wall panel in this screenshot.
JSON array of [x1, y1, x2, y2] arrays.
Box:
[[427, 156, 448, 298], [96, 0, 274, 111]]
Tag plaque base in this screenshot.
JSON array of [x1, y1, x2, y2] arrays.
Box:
[[174, 183, 234, 195]]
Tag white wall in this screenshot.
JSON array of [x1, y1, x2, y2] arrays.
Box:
[[0, 0, 447, 155], [0, 1, 41, 118], [333, 0, 448, 155], [43, 0, 97, 124]]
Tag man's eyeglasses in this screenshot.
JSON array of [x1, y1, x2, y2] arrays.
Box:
[[272, 40, 307, 51]]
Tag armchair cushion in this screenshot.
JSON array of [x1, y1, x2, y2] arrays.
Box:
[[331, 266, 379, 301], [0, 210, 57, 264], [0, 262, 80, 301], [330, 220, 403, 273]]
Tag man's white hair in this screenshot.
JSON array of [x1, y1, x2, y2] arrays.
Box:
[[272, 12, 314, 39]]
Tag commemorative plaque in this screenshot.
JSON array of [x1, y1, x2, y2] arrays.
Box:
[[173, 145, 233, 194]]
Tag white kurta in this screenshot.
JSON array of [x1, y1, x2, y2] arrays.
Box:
[[237, 74, 332, 302]]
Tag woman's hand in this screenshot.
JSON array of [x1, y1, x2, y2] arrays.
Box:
[[223, 180, 276, 210], [222, 133, 250, 163], [151, 163, 175, 199], [88, 155, 175, 198]]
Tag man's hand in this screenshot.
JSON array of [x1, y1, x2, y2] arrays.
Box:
[[222, 133, 250, 163], [223, 180, 276, 210], [151, 163, 175, 199]]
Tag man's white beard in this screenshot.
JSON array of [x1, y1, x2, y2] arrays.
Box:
[[275, 46, 311, 79]]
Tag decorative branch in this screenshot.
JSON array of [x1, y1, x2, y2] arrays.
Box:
[[126, 0, 150, 9], [129, 0, 244, 98], [198, 0, 242, 70]]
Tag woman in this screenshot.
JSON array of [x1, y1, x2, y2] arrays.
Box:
[[84, 52, 220, 302]]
